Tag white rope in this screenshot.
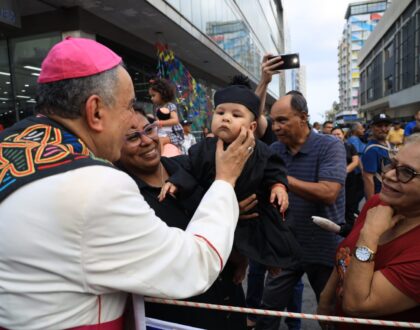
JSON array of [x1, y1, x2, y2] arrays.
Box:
[[145, 297, 420, 328]]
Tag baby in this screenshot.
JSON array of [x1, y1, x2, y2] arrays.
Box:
[[162, 79, 301, 269]]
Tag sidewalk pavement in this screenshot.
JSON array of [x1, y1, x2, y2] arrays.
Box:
[[243, 274, 321, 330]]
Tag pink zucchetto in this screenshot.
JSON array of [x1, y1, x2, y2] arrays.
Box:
[[38, 36, 122, 83]]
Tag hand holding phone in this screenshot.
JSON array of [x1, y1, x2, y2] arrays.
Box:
[[267, 53, 300, 70]]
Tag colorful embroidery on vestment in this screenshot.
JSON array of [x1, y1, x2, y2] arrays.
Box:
[[0, 116, 111, 201]]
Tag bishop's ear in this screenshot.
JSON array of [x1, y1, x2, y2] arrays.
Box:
[[84, 94, 106, 132]]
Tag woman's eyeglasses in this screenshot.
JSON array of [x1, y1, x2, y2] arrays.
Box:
[[125, 122, 158, 144], [381, 158, 420, 183]]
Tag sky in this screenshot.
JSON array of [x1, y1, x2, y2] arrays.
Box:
[[282, 0, 354, 124]]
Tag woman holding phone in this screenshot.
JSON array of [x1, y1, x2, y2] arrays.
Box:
[[317, 134, 420, 329]]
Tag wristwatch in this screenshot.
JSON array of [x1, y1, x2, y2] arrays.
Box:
[[354, 246, 376, 262]]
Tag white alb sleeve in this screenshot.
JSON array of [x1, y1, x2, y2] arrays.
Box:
[[81, 167, 238, 299]]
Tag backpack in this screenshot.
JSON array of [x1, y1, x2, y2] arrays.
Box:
[[363, 141, 396, 183]]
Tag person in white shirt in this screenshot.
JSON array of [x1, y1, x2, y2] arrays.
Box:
[[0, 37, 255, 330], [181, 119, 197, 154]]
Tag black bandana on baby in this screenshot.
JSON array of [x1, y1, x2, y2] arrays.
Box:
[[214, 85, 260, 119]]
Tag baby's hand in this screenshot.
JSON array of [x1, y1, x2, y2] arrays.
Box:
[[270, 183, 289, 215], [158, 182, 178, 202]]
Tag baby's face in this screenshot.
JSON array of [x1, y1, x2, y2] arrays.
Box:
[[211, 103, 256, 143]]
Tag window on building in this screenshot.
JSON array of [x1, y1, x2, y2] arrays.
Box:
[[360, 69, 366, 106], [367, 2, 387, 13], [0, 39, 14, 128], [368, 87, 373, 100], [384, 75, 393, 95], [384, 42, 393, 60], [416, 12, 420, 83], [401, 18, 415, 89], [373, 54, 383, 100], [395, 30, 402, 91], [351, 4, 367, 15]]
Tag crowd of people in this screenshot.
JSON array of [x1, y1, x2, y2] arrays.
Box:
[[0, 37, 419, 330]]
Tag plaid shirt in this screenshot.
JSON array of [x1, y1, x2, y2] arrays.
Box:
[[167, 124, 184, 147]]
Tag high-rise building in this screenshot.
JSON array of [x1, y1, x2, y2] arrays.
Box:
[[291, 66, 307, 97], [0, 0, 285, 128], [358, 0, 420, 122], [337, 0, 389, 124]]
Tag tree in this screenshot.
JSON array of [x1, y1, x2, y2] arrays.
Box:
[[324, 101, 339, 122]]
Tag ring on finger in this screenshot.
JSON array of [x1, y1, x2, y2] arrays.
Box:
[[247, 146, 254, 153]]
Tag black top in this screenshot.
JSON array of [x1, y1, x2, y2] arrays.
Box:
[[125, 157, 247, 330], [172, 137, 302, 268], [344, 142, 359, 181], [341, 142, 362, 237], [344, 142, 357, 166], [184, 137, 287, 201], [131, 157, 202, 225], [156, 107, 171, 120]]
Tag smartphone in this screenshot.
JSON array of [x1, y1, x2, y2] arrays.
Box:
[[267, 53, 300, 70]]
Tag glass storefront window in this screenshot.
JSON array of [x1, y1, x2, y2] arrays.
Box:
[[0, 32, 61, 128], [165, 0, 282, 97], [0, 39, 14, 129], [96, 35, 158, 115], [10, 33, 61, 122]]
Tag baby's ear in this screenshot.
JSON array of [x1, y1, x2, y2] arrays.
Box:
[[250, 121, 258, 132]]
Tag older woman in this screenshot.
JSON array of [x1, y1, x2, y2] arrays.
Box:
[[117, 110, 247, 330], [317, 133, 420, 329]]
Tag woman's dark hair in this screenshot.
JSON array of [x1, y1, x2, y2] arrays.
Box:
[[286, 90, 308, 114], [149, 78, 175, 103], [133, 101, 156, 124], [36, 66, 120, 119], [133, 101, 147, 117]]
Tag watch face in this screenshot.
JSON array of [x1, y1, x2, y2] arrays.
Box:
[[355, 246, 371, 262]]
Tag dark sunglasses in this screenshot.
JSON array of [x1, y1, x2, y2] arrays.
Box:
[[381, 158, 420, 183], [125, 122, 159, 143]]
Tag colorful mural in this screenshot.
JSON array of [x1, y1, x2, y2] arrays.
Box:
[[155, 43, 213, 131]]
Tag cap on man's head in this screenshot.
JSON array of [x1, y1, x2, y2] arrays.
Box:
[[214, 85, 260, 119], [181, 119, 192, 126], [371, 113, 392, 125], [38, 36, 122, 83]]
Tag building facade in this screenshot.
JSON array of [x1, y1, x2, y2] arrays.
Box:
[[0, 0, 285, 129], [358, 0, 420, 122], [337, 0, 388, 124], [291, 65, 307, 97]]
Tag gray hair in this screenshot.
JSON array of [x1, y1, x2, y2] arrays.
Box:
[[35, 65, 121, 119], [350, 122, 362, 133], [286, 90, 308, 114]]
